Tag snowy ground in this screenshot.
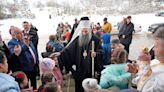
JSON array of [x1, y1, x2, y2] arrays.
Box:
[[1, 13, 164, 38], [0, 13, 164, 60]]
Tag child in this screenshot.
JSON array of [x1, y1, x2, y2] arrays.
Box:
[[40, 57, 64, 87], [49, 54, 64, 86], [99, 48, 131, 89], [111, 39, 124, 50], [44, 82, 62, 92], [102, 33, 111, 65], [38, 71, 56, 92], [12, 71, 33, 92], [132, 47, 151, 90], [111, 39, 133, 63]]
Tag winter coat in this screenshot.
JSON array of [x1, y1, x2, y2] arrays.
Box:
[[119, 22, 134, 45], [102, 33, 111, 65], [0, 73, 20, 92], [8, 38, 39, 72], [23, 29, 39, 51], [102, 22, 112, 33], [47, 40, 64, 52], [40, 58, 64, 87], [99, 63, 131, 89]]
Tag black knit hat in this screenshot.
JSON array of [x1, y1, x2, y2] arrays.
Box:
[[80, 17, 89, 21], [103, 17, 107, 21]]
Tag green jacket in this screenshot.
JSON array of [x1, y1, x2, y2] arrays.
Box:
[[99, 63, 131, 89]]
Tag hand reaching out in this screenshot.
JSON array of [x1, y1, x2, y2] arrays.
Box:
[[125, 63, 138, 73], [14, 45, 22, 56]]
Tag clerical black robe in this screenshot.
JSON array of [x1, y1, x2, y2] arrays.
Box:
[[59, 35, 104, 92]]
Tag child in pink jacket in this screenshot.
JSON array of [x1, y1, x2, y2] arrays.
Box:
[[40, 57, 64, 87]]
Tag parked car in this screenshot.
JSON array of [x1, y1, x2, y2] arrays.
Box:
[[155, 11, 164, 17], [148, 23, 164, 33]]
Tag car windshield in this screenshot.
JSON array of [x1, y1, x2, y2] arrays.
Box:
[[160, 12, 164, 14]]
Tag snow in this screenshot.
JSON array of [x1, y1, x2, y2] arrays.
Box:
[[0, 13, 164, 39], [0, 12, 164, 60]]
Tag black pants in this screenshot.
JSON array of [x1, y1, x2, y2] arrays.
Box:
[[24, 68, 37, 90], [122, 43, 130, 54], [75, 78, 84, 92], [74, 73, 90, 92]]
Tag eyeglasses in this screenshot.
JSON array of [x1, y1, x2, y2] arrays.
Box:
[[15, 32, 22, 35]]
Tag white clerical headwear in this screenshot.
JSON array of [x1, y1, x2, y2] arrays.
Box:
[[66, 16, 92, 47]]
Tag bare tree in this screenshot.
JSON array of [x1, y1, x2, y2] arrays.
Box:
[[46, 0, 59, 7]]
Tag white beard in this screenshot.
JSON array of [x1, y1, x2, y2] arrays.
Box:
[[78, 33, 91, 47]]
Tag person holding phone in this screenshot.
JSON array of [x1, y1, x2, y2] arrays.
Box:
[[8, 27, 38, 90]]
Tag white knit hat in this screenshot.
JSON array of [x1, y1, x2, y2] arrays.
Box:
[[82, 78, 101, 92]]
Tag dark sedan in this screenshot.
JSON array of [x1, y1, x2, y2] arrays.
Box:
[[148, 23, 164, 33]]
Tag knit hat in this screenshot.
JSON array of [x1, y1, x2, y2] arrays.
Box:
[[103, 17, 107, 21], [40, 58, 55, 74], [82, 78, 100, 92]]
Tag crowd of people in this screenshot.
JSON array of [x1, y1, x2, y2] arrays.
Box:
[[0, 15, 164, 92]]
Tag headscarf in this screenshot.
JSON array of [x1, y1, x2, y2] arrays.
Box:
[[40, 58, 55, 74]]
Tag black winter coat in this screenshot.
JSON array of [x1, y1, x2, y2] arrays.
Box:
[[119, 22, 134, 45]]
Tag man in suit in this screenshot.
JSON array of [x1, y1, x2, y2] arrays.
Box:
[[8, 27, 38, 89], [8, 27, 24, 72], [22, 21, 40, 78], [22, 21, 39, 52]]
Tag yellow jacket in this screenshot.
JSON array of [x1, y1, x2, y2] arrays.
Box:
[[102, 22, 112, 33]]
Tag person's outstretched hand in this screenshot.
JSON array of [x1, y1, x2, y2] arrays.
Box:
[[50, 52, 61, 57], [125, 63, 138, 73], [14, 45, 22, 56]]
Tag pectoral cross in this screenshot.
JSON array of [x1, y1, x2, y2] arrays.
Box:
[[83, 50, 87, 59]]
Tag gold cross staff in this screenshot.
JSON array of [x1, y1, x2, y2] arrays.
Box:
[[91, 41, 95, 78]]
